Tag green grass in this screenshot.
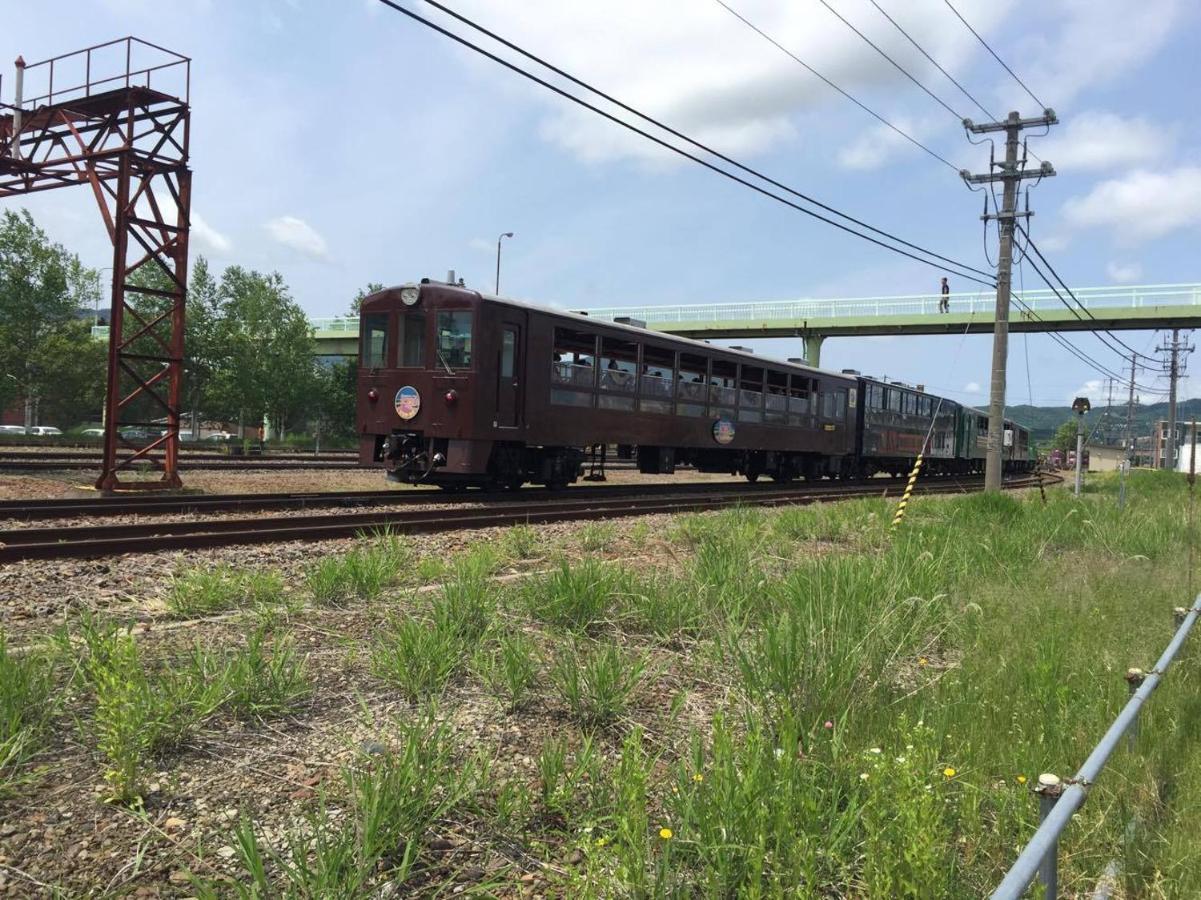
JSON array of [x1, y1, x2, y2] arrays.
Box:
[[214, 715, 479, 897], [473, 631, 539, 711], [550, 640, 647, 727], [0, 632, 58, 798], [166, 567, 285, 617], [306, 535, 410, 605]]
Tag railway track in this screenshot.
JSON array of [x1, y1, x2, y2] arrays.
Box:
[[0, 473, 1055, 561], [0, 459, 362, 472]]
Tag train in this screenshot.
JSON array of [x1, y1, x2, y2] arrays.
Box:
[[355, 279, 1035, 489]]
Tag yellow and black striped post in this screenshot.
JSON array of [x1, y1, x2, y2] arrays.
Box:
[[891, 453, 924, 531]]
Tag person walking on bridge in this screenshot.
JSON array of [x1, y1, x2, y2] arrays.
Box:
[[939, 277, 950, 313]]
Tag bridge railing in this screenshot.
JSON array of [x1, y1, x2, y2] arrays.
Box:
[[585, 283, 1201, 325]]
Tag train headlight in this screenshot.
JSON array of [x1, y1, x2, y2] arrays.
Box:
[[400, 286, 420, 306]]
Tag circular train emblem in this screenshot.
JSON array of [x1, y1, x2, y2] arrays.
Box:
[[712, 418, 736, 445], [394, 386, 421, 420]]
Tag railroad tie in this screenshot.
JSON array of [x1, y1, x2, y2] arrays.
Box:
[[891, 453, 924, 531]]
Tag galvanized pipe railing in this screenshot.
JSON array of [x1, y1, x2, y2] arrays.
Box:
[[990, 598, 1201, 899]]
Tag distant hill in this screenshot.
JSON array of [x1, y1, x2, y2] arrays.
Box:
[[1006, 398, 1201, 444]]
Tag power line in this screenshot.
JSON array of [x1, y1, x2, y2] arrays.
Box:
[[1017, 223, 1158, 364], [942, 0, 1047, 111], [816, 0, 965, 122], [380, 0, 997, 286], [711, 0, 961, 172], [866, 0, 992, 121]]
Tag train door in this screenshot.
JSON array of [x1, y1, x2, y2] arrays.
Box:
[[495, 313, 526, 429]]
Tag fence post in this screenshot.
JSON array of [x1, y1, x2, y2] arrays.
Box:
[[1124, 668, 1145, 750], [1034, 773, 1063, 899]]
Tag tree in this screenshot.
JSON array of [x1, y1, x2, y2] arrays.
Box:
[[348, 282, 384, 315], [311, 358, 358, 448], [0, 209, 98, 427], [209, 267, 316, 438], [1052, 419, 1081, 454]]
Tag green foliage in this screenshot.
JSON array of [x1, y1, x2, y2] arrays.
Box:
[[166, 567, 285, 617], [524, 558, 625, 632], [221, 717, 477, 896], [220, 630, 311, 721], [500, 524, 542, 561], [0, 632, 57, 797], [348, 281, 385, 315], [550, 640, 647, 727], [1053, 418, 1082, 453]]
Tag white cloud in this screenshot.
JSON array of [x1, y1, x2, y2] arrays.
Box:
[[1106, 260, 1143, 283], [963, 381, 982, 394], [468, 237, 495, 254], [450, 0, 1012, 166], [1008, 0, 1182, 109], [192, 212, 231, 256], [1061, 167, 1201, 243], [838, 118, 926, 171], [1068, 379, 1107, 406], [264, 216, 330, 261], [1039, 111, 1173, 173]]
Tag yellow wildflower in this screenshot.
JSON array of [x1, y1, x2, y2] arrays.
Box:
[[1017, 775, 1027, 785], [659, 827, 673, 840], [943, 767, 957, 778], [918, 657, 929, 667], [692, 773, 704, 783]]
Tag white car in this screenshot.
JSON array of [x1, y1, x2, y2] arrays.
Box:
[[0, 425, 27, 435], [204, 431, 234, 441], [28, 426, 63, 437], [80, 428, 105, 437]]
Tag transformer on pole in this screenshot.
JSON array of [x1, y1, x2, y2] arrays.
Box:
[[0, 38, 191, 491]]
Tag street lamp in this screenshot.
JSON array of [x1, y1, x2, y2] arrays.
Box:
[[495, 232, 514, 295], [1071, 396, 1091, 496]]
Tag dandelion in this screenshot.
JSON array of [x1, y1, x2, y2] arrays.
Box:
[[1017, 775, 1027, 785], [692, 773, 704, 783], [659, 827, 673, 841], [918, 657, 929, 667], [943, 767, 957, 778]]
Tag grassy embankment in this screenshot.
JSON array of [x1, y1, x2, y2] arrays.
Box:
[[2, 470, 1200, 896]]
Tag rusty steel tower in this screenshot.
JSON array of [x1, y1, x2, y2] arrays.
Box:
[[0, 38, 191, 491]]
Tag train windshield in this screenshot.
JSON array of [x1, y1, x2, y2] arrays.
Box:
[[399, 312, 425, 367], [436, 310, 473, 369], [361, 314, 388, 368]]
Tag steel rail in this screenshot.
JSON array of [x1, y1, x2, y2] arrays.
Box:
[[0, 459, 363, 472], [0, 451, 356, 462], [990, 597, 1201, 899], [0, 474, 1051, 562], [0, 472, 963, 520]]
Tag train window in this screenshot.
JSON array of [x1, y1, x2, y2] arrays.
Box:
[[552, 327, 596, 390], [709, 360, 737, 418], [867, 383, 885, 409], [677, 352, 708, 417], [977, 415, 989, 432], [500, 330, 516, 379], [435, 311, 473, 369], [640, 345, 675, 414], [399, 312, 425, 367], [835, 389, 847, 420], [787, 375, 811, 426], [765, 370, 788, 424], [903, 393, 917, 416], [738, 365, 764, 423], [599, 336, 637, 410], [361, 314, 389, 368], [919, 396, 932, 417], [887, 389, 902, 413]]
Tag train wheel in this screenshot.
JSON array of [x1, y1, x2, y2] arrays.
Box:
[[745, 471, 760, 484]]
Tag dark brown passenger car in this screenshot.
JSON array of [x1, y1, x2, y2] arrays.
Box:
[[357, 281, 858, 489]]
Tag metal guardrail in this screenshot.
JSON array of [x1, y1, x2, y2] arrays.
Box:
[[89, 284, 1201, 344], [585, 284, 1201, 325], [990, 598, 1201, 899]]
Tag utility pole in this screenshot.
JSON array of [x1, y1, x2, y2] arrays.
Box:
[[1103, 377, 1115, 445], [963, 110, 1058, 491], [1124, 353, 1138, 463], [1157, 329, 1194, 470]]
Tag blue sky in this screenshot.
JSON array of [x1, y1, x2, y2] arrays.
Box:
[[4, 0, 1199, 408]]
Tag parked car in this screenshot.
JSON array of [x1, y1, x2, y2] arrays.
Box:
[[118, 427, 155, 442], [0, 425, 27, 435], [204, 431, 234, 441], [27, 426, 63, 437], [79, 428, 105, 437]]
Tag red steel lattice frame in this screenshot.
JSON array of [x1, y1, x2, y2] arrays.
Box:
[[0, 37, 191, 491]]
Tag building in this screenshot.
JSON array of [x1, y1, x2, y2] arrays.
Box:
[[1151, 420, 1201, 470]]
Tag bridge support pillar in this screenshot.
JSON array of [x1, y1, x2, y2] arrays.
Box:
[[803, 333, 825, 368]]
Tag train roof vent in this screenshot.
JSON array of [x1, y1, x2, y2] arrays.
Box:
[[573, 310, 589, 316], [841, 368, 859, 375], [786, 357, 805, 364], [613, 316, 647, 328], [729, 345, 754, 353]]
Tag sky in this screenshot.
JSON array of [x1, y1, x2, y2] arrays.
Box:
[[3, 0, 1200, 409]]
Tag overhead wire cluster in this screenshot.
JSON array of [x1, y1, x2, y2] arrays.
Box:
[[383, 0, 1155, 396], [377, 0, 995, 288]]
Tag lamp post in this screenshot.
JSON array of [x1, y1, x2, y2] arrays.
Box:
[[495, 232, 513, 295]]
